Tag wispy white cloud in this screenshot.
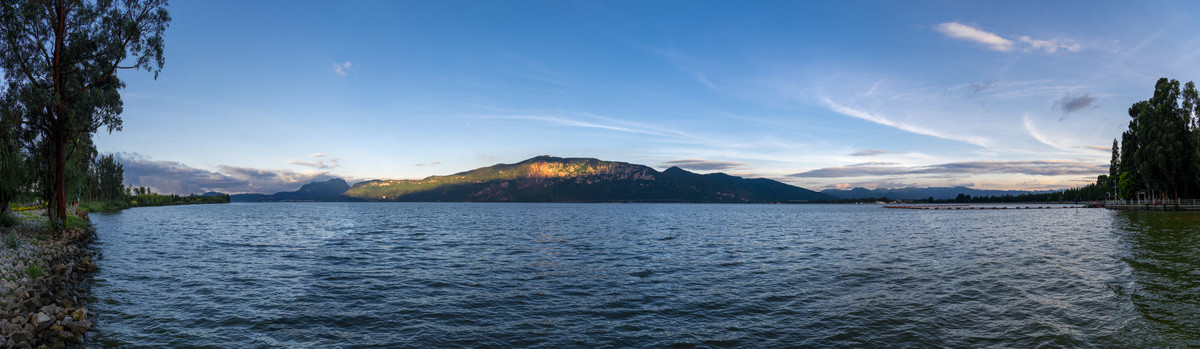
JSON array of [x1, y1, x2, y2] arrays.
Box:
[[1022, 113, 1081, 152], [936, 22, 1081, 54], [333, 61, 353, 76], [476, 112, 708, 145], [821, 97, 991, 147], [490, 114, 666, 137], [1018, 36, 1082, 54], [668, 53, 717, 91], [865, 80, 884, 96], [936, 22, 1015, 52]]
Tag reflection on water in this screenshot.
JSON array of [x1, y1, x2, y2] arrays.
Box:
[[1112, 211, 1200, 346], [84, 203, 1200, 347]]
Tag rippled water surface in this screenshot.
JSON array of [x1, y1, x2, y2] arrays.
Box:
[[87, 203, 1200, 347]]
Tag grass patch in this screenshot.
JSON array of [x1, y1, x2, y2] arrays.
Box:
[[25, 265, 43, 278], [79, 200, 131, 212], [44, 215, 88, 230], [65, 215, 88, 228]]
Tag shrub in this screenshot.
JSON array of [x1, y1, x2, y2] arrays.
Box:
[[3, 233, 17, 249], [0, 212, 18, 227], [26, 265, 43, 278]]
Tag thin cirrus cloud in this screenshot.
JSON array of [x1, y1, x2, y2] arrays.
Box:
[[967, 79, 997, 95], [789, 160, 1107, 178], [660, 159, 746, 171], [850, 149, 891, 157], [821, 97, 991, 147], [1022, 114, 1065, 150], [936, 22, 1081, 54], [117, 153, 342, 195], [477, 113, 705, 144], [288, 153, 341, 170]]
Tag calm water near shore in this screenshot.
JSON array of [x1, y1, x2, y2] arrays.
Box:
[[86, 203, 1200, 347]]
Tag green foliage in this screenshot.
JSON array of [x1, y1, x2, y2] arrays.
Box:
[[1118, 172, 1140, 200], [1112, 78, 1200, 200], [78, 200, 130, 212], [45, 215, 88, 230], [64, 215, 87, 229], [80, 191, 229, 212], [25, 264, 42, 278], [0, 0, 170, 222], [0, 212, 17, 228], [0, 114, 25, 212], [92, 154, 125, 201], [1108, 139, 1119, 183], [130, 193, 230, 207]]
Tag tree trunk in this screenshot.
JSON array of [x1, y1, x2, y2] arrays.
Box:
[[51, 0, 67, 226], [0, 191, 9, 216], [53, 128, 67, 223]]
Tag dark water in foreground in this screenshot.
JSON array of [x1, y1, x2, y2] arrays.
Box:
[[87, 203, 1200, 347]]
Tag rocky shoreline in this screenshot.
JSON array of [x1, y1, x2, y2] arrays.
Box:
[[0, 212, 98, 349]]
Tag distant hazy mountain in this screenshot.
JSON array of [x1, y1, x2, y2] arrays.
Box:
[[820, 186, 1042, 200], [343, 155, 833, 203], [230, 178, 353, 202]]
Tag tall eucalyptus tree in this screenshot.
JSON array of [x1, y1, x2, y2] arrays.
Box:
[[0, 0, 169, 225]]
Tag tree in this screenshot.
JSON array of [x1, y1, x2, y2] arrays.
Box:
[[93, 153, 123, 200], [0, 0, 169, 225], [1108, 139, 1119, 190], [0, 112, 25, 214], [1117, 171, 1139, 200], [1115, 78, 1200, 201]]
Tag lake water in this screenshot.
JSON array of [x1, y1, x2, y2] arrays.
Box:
[[86, 203, 1200, 347]]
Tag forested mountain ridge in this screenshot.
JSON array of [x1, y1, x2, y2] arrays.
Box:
[[343, 156, 832, 202], [236, 156, 832, 203]]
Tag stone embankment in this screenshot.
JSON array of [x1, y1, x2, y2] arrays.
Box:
[[0, 212, 98, 349]]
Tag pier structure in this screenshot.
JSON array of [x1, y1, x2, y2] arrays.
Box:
[[1103, 199, 1200, 211], [883, 204, 1090, 210]]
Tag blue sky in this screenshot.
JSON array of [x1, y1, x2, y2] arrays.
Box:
[[97, 0, 1200, 194]]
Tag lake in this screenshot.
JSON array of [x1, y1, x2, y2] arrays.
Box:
[[86, 203, 1200, 347]]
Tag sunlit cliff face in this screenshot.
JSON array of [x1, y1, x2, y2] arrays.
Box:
[[524, 161, 616, 178]]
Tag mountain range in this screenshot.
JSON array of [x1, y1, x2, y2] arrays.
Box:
[[230, 178, 353, 202], [231, 156, 832, 203]]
